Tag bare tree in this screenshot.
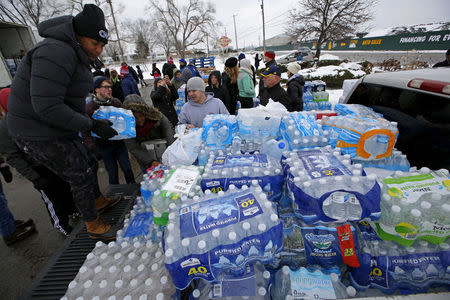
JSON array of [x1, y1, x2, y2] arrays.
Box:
[[0, 0, 69, 28], [286, 0, 375, 58], [148, 0, 218, 57]]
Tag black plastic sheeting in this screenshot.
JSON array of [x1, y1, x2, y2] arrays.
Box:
[[20, 184, 139, 300]]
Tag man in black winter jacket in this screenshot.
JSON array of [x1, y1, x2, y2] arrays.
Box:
[[258, 50, 277, 97], [206, 70, 231, 110], [260, 65, 295, 111], [7, 4, 120, 241]]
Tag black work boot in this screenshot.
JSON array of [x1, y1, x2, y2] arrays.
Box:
[[3, 223, 36, 246]]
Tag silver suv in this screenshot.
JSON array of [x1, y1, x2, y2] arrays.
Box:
[[276, 48, 315, 64], [342, 67, 450, 169]]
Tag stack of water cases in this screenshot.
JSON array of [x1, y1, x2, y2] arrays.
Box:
[[152, 165, 203, 226], [163, 186, 282, 290], [374, 168, 450, 246], [282, 147, 381, 223], [200, 153, 284, 202], [303, 80, 331, 111], [279, 112, 331, 150], [63, 241, 175, 300], [302, 81, 315, 111], [236, 106, 282, 143], [175, 84, 186, 115], [350, 222, 450, 293]]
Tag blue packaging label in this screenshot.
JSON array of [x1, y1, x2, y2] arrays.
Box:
[[351, 250, 450, 292], [212, 264, 256, 297], [212, 154, 269, 168], [301, 225, 358, 268], [296, 150, 352, 179], [91, 106, 136, 140], [123, 212, 153, 238], [290, 268, 336, 299], [179, 192, 262, 239], [166, 224, 283, 289]]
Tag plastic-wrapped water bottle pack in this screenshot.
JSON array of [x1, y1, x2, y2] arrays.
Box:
[[270, 266, 357, 300], [350, 225, 450, 294], [175, 85, 186, 115], [63, 240, 176, 300], [91, 106, 136, 140], [152, 165, 204, 226], [321, 115, 399, 160], [116, 197, 155, 243], [334, 103, 383, 119], [279, 112, 331, 150], [375, 167, 450, 246], [163, 185, 282, 289], [302, 80, 332, 111], [191, 262, 271, 299], [352, 149, 410, 172], [237, 106, 283, 143], [202, 114, 238, 148], [283, 147, 381, 223], [200, 153, 284, 202]]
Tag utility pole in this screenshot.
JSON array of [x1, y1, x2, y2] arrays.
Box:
[[233, 14, 238, 51], [107, 0, 124, 61], [260, 0, 266, 53]]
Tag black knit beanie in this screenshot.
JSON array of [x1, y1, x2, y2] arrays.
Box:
[[73, 4, 108, 44], [225, 57, 238, 68]]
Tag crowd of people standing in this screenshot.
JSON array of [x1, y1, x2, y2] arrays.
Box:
[[0, 3, 308, 245]]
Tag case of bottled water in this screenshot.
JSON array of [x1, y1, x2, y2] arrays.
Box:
[[313, 91, 332, 111], [191, 262, 271, 299], [375, 168, 450, 246], [237, 106, 283, 143], [334, 103, 383, 119], [163, 186, 282, 289], [270, 266, 357, 300], [283, 147, 381, 223], [152, 165, 203, 226], [176, 85, 186, 115], [350, 223, 450, 294], [279, 112, 330, 150], [352, 149, 411, 172], [321, 115, 399, 160], [91, 106, 136, 140], [202, 114, 238, 148], [201, 153, 284, 202]]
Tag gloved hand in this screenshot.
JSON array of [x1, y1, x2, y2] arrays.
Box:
[[0, 165, 12, 183], [92, 119, 118, 139], [33, 177, 52, 191]]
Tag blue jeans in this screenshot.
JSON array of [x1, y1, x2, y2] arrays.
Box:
[[0, 180, 15, 237], [98, 141, 135, 184]]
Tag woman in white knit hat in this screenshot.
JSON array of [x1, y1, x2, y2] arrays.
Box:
[[286, 62, 305, 111]]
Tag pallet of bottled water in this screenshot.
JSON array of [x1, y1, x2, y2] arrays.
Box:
[[334, 103, 383, 119], [191, 262, 271, 299], [163, 185, 282, 289], [202, 114, 238, 148], [63, 240, 176, 300], [152, 165, 203, 226], [201, 153, 284, 202], [375, 167, 450, 246], [270, 266, 357, 300], [283, 147, 381, 223], [350, 226, 450, 294], [91, 106, 136, 140], [279, 112, 331, 150], [321, 115, 399, 160]]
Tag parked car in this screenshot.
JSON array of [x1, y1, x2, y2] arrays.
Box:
[[342, 67, 450, 170], [276, 48, 315, 64]]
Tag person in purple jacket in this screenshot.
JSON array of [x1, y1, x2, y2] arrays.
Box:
[[178, 77, 229, 129]]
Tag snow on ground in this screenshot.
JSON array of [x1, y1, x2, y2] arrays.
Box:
[[319, 53, 340, 60], [297, 63, 366, 79]]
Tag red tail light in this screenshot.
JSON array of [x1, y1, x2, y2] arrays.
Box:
[[408, 79, 450, 95]]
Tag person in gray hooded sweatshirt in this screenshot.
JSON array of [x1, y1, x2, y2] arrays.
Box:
[[178, 77, 229, 128], [7, 4, 120, 241]]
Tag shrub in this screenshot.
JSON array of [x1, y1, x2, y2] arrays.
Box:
[[317, 60, 343, 67], [304, 70, 357, 89]]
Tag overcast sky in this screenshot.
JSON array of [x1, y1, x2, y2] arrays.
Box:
[[119, 0, 449, 48]]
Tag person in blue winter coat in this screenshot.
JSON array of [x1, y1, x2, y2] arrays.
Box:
[[121, 66, 141, 98], [180, 60, 201, 84], [178, 77, 229, 128]]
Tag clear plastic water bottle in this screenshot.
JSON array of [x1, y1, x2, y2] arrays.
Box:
[[113, 115, 127, 133]]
